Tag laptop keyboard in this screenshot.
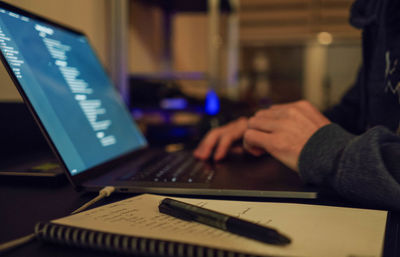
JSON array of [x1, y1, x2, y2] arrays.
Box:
[[118, 151, 215, 183]]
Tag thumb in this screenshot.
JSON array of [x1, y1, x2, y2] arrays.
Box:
[[243, 139, 265, 156]]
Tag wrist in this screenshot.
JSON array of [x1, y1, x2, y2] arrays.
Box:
[[298, 123, 355, 185]]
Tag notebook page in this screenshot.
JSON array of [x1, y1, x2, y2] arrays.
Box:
[[53, 194, 387, 257]]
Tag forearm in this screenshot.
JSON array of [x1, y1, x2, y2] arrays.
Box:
[[299, 124, 400, 211]]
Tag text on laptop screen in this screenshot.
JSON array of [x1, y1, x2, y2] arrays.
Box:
[[0, 8, 147, 176]]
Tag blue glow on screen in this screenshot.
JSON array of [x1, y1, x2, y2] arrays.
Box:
[[0, 7, 147, 175]]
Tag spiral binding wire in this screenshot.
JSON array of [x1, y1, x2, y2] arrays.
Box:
[[34, 222, 268, 257]]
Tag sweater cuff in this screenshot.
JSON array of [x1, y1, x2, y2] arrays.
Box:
[[298, 123, 355, 185]]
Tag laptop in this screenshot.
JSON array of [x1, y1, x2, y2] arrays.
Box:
[[0, 1, 317, 199]]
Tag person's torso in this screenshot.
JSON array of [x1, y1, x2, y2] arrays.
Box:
[[352, 0, 400, 133]]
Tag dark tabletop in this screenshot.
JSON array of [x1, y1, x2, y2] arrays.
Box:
[[0, 180, 121, 256], [0, 166, 399, 257]]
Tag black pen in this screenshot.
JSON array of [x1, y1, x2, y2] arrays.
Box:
[[158, 198, 291, 245]]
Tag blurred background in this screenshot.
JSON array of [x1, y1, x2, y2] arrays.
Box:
[[0, 0, 362, 146]]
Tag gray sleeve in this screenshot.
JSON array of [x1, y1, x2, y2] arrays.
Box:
[[299, 123, 400, 211]]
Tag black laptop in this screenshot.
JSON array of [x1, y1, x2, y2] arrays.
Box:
[[0, 1, 317, 198]]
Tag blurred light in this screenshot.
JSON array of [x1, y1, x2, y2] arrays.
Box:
[[317, 32, 333, 45], [205, 89, 220, 115], [131, 108, 144, 119], [160, 98, 188, 110]]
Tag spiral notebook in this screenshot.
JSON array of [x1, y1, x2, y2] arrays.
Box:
[[34, 194, 387, 257]]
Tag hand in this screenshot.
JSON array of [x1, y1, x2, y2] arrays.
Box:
[[244, 100, 331, 171], [194, 117, 258, 161]]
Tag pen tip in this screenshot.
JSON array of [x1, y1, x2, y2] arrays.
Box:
[[275, 234, 291, 245], [262, 232, 291, 245]]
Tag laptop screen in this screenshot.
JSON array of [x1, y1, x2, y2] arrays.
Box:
[[0, 5, 147, 176]]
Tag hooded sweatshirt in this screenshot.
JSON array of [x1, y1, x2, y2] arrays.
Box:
[[298, 0, 400, 211]]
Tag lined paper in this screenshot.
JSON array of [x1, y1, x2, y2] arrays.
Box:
[[54, 194, 387, 257]]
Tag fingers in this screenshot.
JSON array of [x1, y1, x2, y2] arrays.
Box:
[[243, 101, 331, 172], [194, 100, 330, 168], [248, 115, 281, 132], [243, 142, 265, 156], [243, 129, 271, 155], [279, 100, 327, 126], [244, 128, 299, 171], [194, 117, 248, 161], [213, 133, 238, 160], [194, 128, 224, 160], [255, 100, 330, 127]]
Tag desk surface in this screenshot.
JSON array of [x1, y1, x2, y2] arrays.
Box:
[[0, 163, 399, 257]]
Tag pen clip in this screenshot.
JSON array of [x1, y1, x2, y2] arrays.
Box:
[[159, 202, 195, 221]]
